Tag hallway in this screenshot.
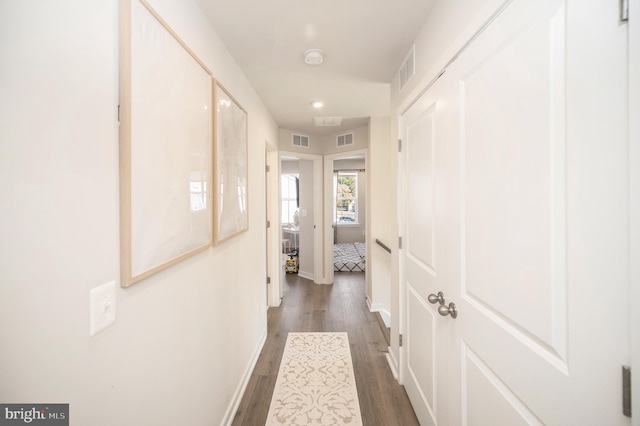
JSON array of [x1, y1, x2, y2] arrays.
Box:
[[232, 273, 419, 425]]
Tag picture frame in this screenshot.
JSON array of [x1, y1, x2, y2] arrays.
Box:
[[213, 80, 249, 244], [119, 0, 213, 287]]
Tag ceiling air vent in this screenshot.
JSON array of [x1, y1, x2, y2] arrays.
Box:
[[292, 133, 309, 148], [314, 117, 343, 127], [399, 44, 415, 93], [337, 132, 354, 147]]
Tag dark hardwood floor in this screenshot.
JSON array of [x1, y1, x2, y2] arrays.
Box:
[[231, 272, 419, 425]]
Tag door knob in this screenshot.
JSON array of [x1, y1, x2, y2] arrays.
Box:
[[438, 303, 458, 319], [427, 291, 445, 305]]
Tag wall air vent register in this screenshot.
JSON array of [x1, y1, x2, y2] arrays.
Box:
[[399, 44, 415, 93], [292, 134, 309, 148], [337, 132, 353, 147]]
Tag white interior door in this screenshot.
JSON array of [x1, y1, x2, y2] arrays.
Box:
[[401, 0, 630, 424], [400, 77, 450, 426]]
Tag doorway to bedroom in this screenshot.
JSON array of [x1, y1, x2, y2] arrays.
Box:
[[280, 159, 300, 275], [279, 153, 323, 289], [327, 153, 367, 284]]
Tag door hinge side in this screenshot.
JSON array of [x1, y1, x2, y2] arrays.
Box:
[[266, 164, 270, 172], [621, 0, 629, 22], [399, 236, 403, 250], [118, 104, 120, 123], [399, 334, 403, 347], [266, 220, 271, 229], [623, 365, 632, 417], [398, 139, 402, 152], [267, 276, 271, 285]]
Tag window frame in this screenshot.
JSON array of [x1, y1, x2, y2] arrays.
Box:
[[334, 171, 359, 226], [281, 173, 299, 226]]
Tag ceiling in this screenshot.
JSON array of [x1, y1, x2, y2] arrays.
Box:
[[197, 0, 437, 136]]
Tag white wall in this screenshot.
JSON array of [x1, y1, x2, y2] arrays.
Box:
[[368, 117, 392, 327], [321, 125, 369, 155], [280, 159, 300, 175], [0, 1, 278, 425], [297, 160, 315, 279]]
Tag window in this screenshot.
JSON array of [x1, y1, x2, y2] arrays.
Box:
[[281, 174, 299, 225], [334, 171, 358, 225]]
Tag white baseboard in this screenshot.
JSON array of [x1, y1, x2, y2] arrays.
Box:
[[379, 310, 391, 327], [386, 348, 399, 382], [297, 270, 314, 281], [369, 303, 391, 328], [221, 330, 267, 426]]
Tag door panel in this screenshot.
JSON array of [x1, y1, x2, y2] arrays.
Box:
[[460, 2, 567, 362], [407, 286, 437, 412], [463, 345, 541, 426], [407, 105, 435, 271]]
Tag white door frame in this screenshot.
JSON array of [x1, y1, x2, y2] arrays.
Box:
[[395, 120, 407, 385], [279, 151, 323, 286], [265, 142, 281, 307], [629, 0, 639, 422], [323, 149, 368, 284]]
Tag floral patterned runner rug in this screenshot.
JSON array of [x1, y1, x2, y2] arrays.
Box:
[[265, 332, 363, 425]]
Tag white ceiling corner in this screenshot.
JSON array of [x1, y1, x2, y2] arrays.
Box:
[[196, 0, 437, 136]]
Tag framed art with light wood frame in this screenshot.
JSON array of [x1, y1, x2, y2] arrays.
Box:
[[119, 0, 213, 287], [212, 80, 249, 244]]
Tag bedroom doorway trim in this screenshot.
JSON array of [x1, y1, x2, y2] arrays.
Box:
[[323, 149, 368, 285]]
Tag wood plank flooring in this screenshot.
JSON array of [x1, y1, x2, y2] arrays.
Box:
[[231, 272, 419, 426]]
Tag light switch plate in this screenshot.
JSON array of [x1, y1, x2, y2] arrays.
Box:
[[90, 280, 116, 336]]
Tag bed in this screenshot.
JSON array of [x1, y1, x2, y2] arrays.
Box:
[[333, 242, 366, 272]]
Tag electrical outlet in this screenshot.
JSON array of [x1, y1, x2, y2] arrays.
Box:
[[89, 281, 116, 336]]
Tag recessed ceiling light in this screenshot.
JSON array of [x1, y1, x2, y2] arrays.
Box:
[[311, 101, 324, 108], [304, 49, 324, 65]]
